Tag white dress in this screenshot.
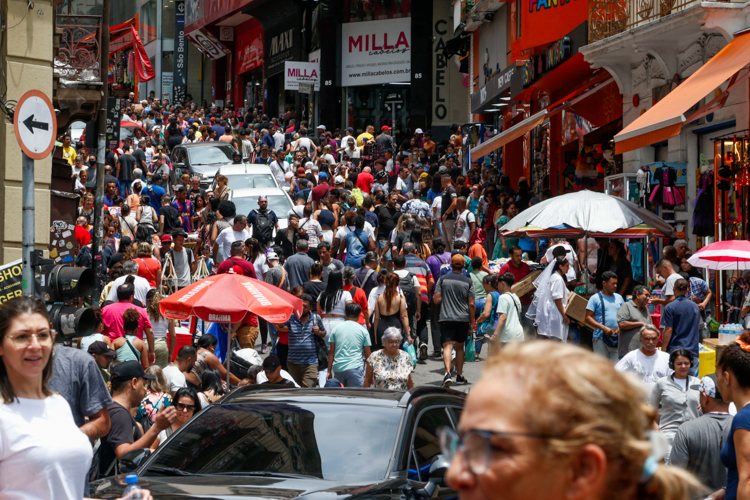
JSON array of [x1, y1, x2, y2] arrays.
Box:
[[536, 272, 570, 342]]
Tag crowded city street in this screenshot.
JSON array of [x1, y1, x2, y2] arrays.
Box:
[[6, 0, 750, 498]]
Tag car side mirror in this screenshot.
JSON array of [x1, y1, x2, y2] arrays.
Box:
[[243, 157, 250, 163], [118, 449, 152, 474], [173, 162, 185, 169], [417, 455, 450, 498]]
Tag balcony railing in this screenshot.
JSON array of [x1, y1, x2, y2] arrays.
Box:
[[54, 15, 102, 83], [588, 0, 699, 43]]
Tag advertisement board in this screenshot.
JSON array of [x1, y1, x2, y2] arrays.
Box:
[[341, 17, 411, 87], [284, 61, 320, 91]]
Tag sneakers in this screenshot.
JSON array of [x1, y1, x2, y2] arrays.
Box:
[[442, 372, 452, 387], [433, 350, 443, 359], [455, 374, 468, 385], [260, 344, 268, 354], [419, 343, 428, 362]]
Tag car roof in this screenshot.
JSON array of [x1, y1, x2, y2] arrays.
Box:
[[220, 386, 466, 408], [179, 142, 235, 149], [218, 164, 275, 176], [231, 187, 288, 198]]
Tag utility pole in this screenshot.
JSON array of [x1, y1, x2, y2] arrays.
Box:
[[92, 0, 110, 300]]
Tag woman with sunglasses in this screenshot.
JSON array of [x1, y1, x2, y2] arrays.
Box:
[[441, 341, 703, 500], [157, 387, 200, 445], [527, 256, 571, 342]]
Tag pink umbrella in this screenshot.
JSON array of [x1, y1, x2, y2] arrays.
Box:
[[687, 240, 750, 270]]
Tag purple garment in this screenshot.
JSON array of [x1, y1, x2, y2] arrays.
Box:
[[426, 252, 452, 283]]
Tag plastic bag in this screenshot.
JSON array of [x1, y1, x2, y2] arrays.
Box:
[[465, 334, 477, 362], [403, 342, 417, 367]]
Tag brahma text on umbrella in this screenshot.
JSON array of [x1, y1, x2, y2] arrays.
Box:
[[242, 281, 273, 306], [177, 279, 214, 302]]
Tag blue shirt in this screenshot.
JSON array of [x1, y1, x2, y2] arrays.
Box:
[[285, 312, 325, 365], [662, 296, 701, 358], [722, 403, 750, 500], [585, 292, 624, 340], [141, 184, 166, 216]]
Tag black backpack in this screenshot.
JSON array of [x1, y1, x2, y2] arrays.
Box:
[[399, 271, 419, 317], [252, 210, 275, 244]]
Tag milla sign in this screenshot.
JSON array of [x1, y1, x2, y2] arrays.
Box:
[[341, 17, 411, 87], [284, 61, 320, 91]]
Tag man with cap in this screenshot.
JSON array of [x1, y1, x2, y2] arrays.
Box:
[[413, 128, 425, 148], [88, 341, 116, 382], [432, 253, 475, 387], [376, 125, 395, 150], [668, 373, 732, 491], [99, 361, 177, 477], [340, 136, 360, 161], [256, 144, 272, 164], [247, 195, 280, 247], [261, 355, 297, 387], [264, 251, 289, 291]]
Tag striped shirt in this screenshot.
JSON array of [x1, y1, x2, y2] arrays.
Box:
[[405, 254, 433, 303], [285, 312, 325, 365]]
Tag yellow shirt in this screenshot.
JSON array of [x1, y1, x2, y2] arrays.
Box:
[[62, 146, 77, 166], [357, 132, 373, 147]]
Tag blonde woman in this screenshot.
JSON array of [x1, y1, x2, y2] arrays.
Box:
[[147, 290, 175, 368], [214, 174, 231, 202], [442, 341, 703, 500], [135, 364, 172, 428]]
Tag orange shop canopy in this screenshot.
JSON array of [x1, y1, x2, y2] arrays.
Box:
[[109, 19, 155, 82], [471, 77, 614, 159], [615, 30, 750, 154]]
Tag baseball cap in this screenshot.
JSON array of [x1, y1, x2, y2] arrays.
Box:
[[346, 137, 356, 143], [438, 166, 449, 175], [346, 127, 354, 133], [319, 172, 328, 180], [381, 125, 392, 131], [701, 374, 722, 400], [305, 161, 314, 170], [111, 360, 155, 381], [88, 341, 116, 356], [375, 171, 388, 180], [415, 128, 424, 134], [172, 229, 188, 238], [451, 254, 465, 267], [267, 251, 280, 261], [297, 166, 306, 176], [334, 175, 345, 184], [317, 124, 326, 130], [161, 234, 173, 243], [176, 185, 187, 192], [263, 354, 281, 371]]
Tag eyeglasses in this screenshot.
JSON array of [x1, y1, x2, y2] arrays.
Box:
[[175, 403, 196, 412], [4, 331, 55, 348], [437, 426, 559, 475]]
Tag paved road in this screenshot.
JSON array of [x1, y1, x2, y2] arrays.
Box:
[[410, 347, 486, 394]]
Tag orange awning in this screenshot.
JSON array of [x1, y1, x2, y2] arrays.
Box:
[[615, 31, 750, 154]]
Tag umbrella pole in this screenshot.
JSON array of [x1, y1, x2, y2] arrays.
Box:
[[226, 323, 233, 387]]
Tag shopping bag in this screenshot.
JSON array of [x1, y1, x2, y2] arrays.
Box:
[[465, 334, 477, 362], [403, 342, 417, 367], [192, 257, 210, 282]]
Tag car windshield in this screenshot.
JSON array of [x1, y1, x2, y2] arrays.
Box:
[[146, 403, 402, 482], [226, 173, 278, 189], [188, 146, 234, 165], [232, 195, 293, 219], [120, 127, 133, 141]]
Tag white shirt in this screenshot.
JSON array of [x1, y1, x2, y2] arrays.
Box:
[[455, 209, 476, 243], [335, 222, 375, 242], [318, 290, 353, 316], [163, 364, 187, 393], [106, 274, 152, 304], [340, 146, 360, 160], [256, 369, 300, 386], [544, 243, 577, 282], [321, 153, 336, 165], [662, 273, 681, 297], [432, 196, 442, 218], [615, 349, 671, 395], [273, 131, 285, 150], [215, 226, 251, 264], [0, 394, 93, 500], [253, 254, 269, 279]]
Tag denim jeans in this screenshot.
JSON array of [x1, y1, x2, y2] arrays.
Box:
[[378, 239, 392, 261], [334, 364, 365, 387]]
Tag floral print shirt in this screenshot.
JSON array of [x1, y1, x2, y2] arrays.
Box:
[[367, 350, 413, 390], [136, 391, 172, 424]]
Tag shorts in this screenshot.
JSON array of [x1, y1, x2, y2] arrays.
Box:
[[378, 239, 393, 261], [440, 321, 469, 344]]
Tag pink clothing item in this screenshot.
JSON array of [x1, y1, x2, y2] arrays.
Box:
[[102, 301, 152, 340]]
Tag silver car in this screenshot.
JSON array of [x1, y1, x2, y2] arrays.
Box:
[[227, 187, 295, 236], [212, 164, 284, 191]]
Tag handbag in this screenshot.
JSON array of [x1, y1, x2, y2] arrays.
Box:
[[403, 341, 417, 367], [312, 314, 329, 367], [599, 292, 619, 348], [193, 257, 210, 282], [464, 332, 477, 362]]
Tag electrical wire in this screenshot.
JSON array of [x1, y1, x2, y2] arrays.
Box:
[[3, 1, 33, 32]]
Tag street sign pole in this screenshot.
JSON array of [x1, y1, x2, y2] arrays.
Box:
[[21, 153, 34, 296]]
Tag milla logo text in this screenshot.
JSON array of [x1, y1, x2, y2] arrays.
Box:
[[209, 314, 231, 322], [287, 67, 318, 79], [348, 32, 409, 53]]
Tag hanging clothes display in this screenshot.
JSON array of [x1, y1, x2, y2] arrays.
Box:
[[649, 165, 685, 208], [692, 171, 714, 237], [636, 166, 651, 206]]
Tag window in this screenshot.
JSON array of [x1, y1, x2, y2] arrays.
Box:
[[409, 407, 453, 482], [140, 0, 158, 45]]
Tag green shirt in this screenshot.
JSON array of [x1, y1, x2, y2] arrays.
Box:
[[470, 271, 488, 299], [330, 320, 372, 373]]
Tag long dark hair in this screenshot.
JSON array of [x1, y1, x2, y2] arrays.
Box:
[[196, 333, 217, 350], [247, 238, 265, 262], [0, 296, 54, 403], [320, 270, 344, 314], [174, 387, 201, 410], [552, 256, 568, 283], [200, 367, 226, 395]]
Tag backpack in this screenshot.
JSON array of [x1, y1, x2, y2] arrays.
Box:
[[252, 209, 275, 244], [477, 291, 501, 337], [350, 187, 364, 207], [437, 254, 468, 278], [344, 229, 369, 269], [398, 271, 419, 317]]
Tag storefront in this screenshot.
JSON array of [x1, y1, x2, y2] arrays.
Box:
[[233, 18, 264, 110], [108, 18, 156, 99]]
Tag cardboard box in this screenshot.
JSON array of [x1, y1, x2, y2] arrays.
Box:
[[511, 270, 542, 298], [565, 292, 590, 323]]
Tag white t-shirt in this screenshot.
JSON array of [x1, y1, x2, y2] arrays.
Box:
[[256, 369, 300, 386], [163, 364, 187, 393], [253, 254, 269, 279], [432, 196, 443, 218], [106, 274, 152, 304], [318, 290, 353, 316], [615, 349, 671, 394], [455, 209, 476, 243], [496, 292, 524, 343], [0, 394, 93, 500], [662, 273, 681, 297], [544, 243, 577, 282], [273, 131, 285, 150], [216, 227, 251, 264], [394, 269, 421, 292], [335, 223, 375, 243], [152, 317, 169, 339]]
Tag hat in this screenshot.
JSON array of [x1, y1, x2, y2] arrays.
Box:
[[438, 166, 449, 175], [111, 360, 155, 381], [297, 166, 306, 176], [88, 341, 116, 356], [176, 185, 187, 192], [451, 254, 465, 267], [375, 171, 388, 180], [334, 175, 345, 184], [319, 172, 328, 180], [317, 124, 326, 131], [305, 161, 314, 170], [701, 374, 722, 400], [267, 251, 279, 261], [346, 127, 354, 133], [161, 234, 173, 243], [415, 128, 424, 134], [419, 172, 429, 179], [260, 144, 269, 150], [346, 137, 356, 143], [381, 125, 392, 131], [172, 229, 188, 238], [324, 378, 344, 388], [412, 189, 421, 197], [263, 354, 281, 371]]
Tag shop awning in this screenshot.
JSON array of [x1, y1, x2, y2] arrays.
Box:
[[615, 31, 750, 154], [471, 77, 614, 158], [109, 19, 155, 82]]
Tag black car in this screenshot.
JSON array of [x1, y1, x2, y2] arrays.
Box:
[[170, 142, 236, 188], [91, 386, 465, 499]]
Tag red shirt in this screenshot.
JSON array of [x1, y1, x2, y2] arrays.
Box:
[[343, 284, 368, 325], [75, 225, 91, 249], [498, 261, 532, 305], [356, 171, 374, 194], [216, 257, 258, 278], [312, 182, 332, 204], [135, 256, 162, 287]]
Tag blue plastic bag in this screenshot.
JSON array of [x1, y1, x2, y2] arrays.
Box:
[[403, 342, 417, 367]]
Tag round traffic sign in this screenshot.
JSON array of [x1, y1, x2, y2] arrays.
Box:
[[13, 90, 56, 160]]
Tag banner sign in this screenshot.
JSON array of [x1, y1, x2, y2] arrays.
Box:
[[0, 259, 23, 304], [520, 0, 587, 51], [341, 17, 411, 87], [186, 28, 230, 60], [106, 97, 121, 151], [173, 0, 187, 103], [284, 61, 320, 91]]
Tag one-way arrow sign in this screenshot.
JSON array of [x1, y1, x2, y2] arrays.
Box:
[[22, 114, 49, 134]]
